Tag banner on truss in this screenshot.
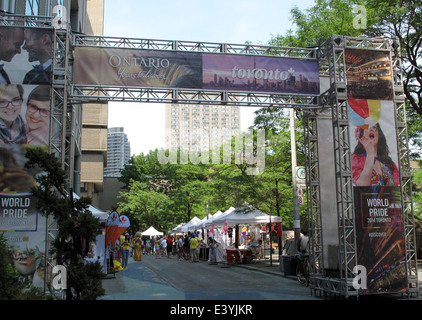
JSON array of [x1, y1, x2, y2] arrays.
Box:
[[73, 47, 320, 95], [0, 25, 54, 290], [346, 48, 407, 294]]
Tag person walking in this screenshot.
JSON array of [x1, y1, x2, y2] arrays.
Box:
[[189, 233, 200, 262], [132, 232, 143, 261], [160, 236, 167, 257], [183, 233, 191, 260], [150, 237, 155, 255], [177, 235, 184, 260], [166, 235, 173, 258], [155, 236, 161, 259], [120, 233, 130, 269]]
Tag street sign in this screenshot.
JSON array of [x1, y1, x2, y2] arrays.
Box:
[[296, 166, 305, 180], [298, 195, 304, 205], [296, 166, 306, 187]]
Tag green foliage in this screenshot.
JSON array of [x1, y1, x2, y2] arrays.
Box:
[[270, 0, 366, 48], [118, 110, 304, 231], [412, 167, 422, 220], [271, 0, 421, 119], [67, 262, 105, 300], [0, 233, 22, 299]]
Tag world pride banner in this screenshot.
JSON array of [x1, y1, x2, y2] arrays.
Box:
[[73, 47, 320, 95], [346, 48, 407, 294]]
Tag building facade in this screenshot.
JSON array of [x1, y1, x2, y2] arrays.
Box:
[[165, 103, 241, 152], [104, 127, 131, 177], [79, 0, 108, 207]]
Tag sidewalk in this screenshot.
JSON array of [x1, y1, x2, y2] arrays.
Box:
[[230, 254, 285, 277], [234, 256, 422, 298]]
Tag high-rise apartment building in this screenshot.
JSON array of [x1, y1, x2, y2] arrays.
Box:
[[104, 127, 131, 177], [165, 104, 241, 152]]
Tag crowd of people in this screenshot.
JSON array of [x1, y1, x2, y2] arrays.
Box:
[[111, 231, 210, 271]]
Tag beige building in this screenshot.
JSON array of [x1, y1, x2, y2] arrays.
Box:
[[79, 0, 108, 207], [165, 103, 241, 152]]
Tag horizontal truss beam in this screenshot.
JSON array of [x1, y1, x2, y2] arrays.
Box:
[[70, 86, 321, 108], [72, 34, 318, 59]]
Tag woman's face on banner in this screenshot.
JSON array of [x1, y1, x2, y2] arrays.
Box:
[[360, 124, 380, 145], [25, 99, 50, 130], [0, 85, 22, 126]]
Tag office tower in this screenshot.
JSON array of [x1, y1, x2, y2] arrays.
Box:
[[165, 104, 241, 152], [104, 127, 131, 177]]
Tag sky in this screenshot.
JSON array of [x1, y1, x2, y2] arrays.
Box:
[[103, 0, 316, 155]]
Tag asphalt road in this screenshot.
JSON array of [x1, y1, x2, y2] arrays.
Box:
[[100, 253, 319, 301]]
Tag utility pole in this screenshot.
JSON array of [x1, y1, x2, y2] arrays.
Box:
[[290, 108, 301, 252]]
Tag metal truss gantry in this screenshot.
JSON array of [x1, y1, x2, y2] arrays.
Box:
[[70, 34, 320, 109], [1, 11, 418, 298]]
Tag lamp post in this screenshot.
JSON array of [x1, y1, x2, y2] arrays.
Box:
[[290, 108, 301, 252]]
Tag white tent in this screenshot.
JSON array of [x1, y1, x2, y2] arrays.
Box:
[[72, 192, 108, 222], [170, 223, 185, 234], [212, 202, 281, 226], [181, 216, 201, 232], [141, 226, 163, 236], [189, 214, 213, 231], [203, 207, 235, 228]]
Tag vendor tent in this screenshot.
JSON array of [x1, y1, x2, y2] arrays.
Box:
[[141, 226, 163, 236], [72, 192, 107, 222], [170, 223, 185, 234], [203, 207, 235, 228], [212, 202, 281, 226], [181, 216, 201, 232], [189, 214, 213, 231]]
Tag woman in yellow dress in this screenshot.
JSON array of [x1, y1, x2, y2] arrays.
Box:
[[132, 232, 143, 261]]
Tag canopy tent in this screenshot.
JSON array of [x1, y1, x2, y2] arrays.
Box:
[[141, 226, 163, 236], [188, 214, 213, 232], [72, 192, 108, 222], [211, 202, 281, 226], [170, 223, 185, 234], [181, 216, 201, 232], [203, 207, 235, 228]]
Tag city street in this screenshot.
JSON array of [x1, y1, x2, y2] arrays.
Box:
[[100, 253, 319, 301]]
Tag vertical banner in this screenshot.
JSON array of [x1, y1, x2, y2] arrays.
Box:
[[346, 48, 407, 294], [0, 26, 53, 289]]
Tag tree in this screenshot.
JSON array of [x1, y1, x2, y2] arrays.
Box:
[[364, 0, 422, 115], [269, 0, 365, 48], [271, 0, 421, 118], [24, 147, 104, 300], [118, 180, 173, 231]]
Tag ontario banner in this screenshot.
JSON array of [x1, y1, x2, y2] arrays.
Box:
[[346, 48, 407, 294], [73, 46, 320, 95]]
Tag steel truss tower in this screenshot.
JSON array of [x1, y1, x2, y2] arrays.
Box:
[[308, 35, 418, 298]]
